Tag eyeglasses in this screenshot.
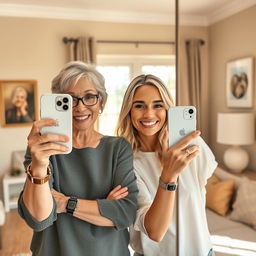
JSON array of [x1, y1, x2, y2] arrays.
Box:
[[72, 94, 99, 107]]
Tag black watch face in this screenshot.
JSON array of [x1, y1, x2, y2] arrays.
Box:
[[167, 184, 176, 191], [67, 200, 77, 210]]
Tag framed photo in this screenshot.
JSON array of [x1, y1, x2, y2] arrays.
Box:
[[226, 57, 253, 108], [0, 80, 38, 127]]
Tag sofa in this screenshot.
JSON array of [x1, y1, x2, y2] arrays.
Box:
[[206, 167, 256, 256]]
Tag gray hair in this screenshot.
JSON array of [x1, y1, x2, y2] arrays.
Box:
[[51, 61, 108, 110], [12, 87, 28, 102]]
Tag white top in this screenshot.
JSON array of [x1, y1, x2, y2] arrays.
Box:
[[130, 137, 218, 256]]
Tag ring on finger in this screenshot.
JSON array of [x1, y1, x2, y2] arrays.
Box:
[[185, 148, 190, 156]]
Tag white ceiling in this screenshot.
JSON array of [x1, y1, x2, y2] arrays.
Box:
[[0, 0, 255, 26]]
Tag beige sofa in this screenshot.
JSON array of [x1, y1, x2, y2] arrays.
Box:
[[206, 167, 256, 256]]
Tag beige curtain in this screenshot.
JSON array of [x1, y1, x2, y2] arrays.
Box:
[[178, 39, 203, 130], [68, 36, 96, 64]]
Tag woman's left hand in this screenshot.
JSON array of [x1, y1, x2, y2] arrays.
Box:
[[106, 185, 128, 200], [51, 189, 69, 213], [51, 185, 128, 214]]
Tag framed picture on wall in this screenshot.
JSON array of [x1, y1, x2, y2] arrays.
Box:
[[0, 80, 38, 127], [226, 57, 253, 108]]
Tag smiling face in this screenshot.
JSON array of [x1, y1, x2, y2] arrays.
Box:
[[12, 89, 27, 108], [66, 78, 101, 133], [131, 85, 167, 142]]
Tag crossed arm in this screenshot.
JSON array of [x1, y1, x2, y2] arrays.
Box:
[[51, 186, 128, 226], [21, 119, 133, 228]]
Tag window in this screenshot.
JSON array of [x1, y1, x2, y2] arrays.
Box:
[[96, 55, 175, 135]]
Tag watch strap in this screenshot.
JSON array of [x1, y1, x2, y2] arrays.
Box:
[[26, 163, 52, 185], [159, 177, 177, 191]]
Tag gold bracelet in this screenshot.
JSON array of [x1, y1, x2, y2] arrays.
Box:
[[26, 163, 52, 185]]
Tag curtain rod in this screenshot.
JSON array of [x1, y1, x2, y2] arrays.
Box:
[[186, 39, 205, 45], [63, 37, 205, 46], [63, 37, 175, 46]]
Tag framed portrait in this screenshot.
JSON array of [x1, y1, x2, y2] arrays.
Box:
[[0, 80, 39, 127], [226, 57, 253, 108]]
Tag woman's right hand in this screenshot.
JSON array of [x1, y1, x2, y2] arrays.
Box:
[[27, 119, 69, 176], [160, 129, 201, 183]]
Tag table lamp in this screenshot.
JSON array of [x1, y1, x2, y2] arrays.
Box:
[[217, 113, 255, 173]]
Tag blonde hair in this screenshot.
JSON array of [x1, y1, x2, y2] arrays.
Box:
[[116, 74, 174, 157]]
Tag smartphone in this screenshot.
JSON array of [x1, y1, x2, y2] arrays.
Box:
[[167, 106, 197, 147], [40, 94, 73, 154]]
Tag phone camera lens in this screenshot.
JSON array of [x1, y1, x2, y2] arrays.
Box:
[[57, 100, 62, 106], [188, 109, 194, 114], [63, 97, 69, 103], [63, 105, 69, 110]]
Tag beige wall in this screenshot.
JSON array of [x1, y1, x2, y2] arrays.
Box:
[[209, 5, 256, 171], [0, 17, 210, 194], [2, 6, 255, 199]]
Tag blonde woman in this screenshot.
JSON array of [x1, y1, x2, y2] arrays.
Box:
[[117, 74, 217, 256]]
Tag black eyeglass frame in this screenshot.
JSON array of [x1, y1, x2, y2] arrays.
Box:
[[72, 94, 100, 107]]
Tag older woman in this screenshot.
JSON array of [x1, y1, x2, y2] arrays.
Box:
[[18, 61, 138, 256], [5, 86, 33, 124]]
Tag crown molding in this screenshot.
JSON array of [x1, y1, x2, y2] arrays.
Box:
[[0, 4, 174, 25], [0, 3, 208, 26], [208, 0, 256, 25], [0, 2, 255, 26]]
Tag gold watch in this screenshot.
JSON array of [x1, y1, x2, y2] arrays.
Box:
[[26, 163, 52, 184]]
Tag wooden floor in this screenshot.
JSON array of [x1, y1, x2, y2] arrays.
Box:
[[0, 209, 32, 256], [0, 210, 134, 256]]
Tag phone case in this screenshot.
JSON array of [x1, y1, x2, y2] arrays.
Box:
[[168, 106, 197, 147], [40, 94, 73, 154]]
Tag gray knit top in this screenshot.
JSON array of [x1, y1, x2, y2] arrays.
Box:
[[18, 136, 138, 256]]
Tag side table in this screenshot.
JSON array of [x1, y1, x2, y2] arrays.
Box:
[[3, 173, 26, 212]]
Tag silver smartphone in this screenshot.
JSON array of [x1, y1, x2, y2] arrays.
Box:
[[40, 94, 73, 154], [167, 106, 197, 147]]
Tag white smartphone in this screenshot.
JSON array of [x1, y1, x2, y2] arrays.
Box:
[[40, 94, 73, 154], [167, 106, 197, 147]]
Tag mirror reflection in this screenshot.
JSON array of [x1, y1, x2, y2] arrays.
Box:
[[0, 1, 255, 255], [179, 1, 256, 255]]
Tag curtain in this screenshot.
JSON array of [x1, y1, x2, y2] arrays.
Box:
[[178, 39, 203, 130], [68, 36, 96, 64]]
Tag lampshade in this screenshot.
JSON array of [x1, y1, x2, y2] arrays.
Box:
[[217, 113, 255, 145]]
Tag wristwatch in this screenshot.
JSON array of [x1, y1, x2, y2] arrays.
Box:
[[66, 196, 78, 215], [159, 177, 178, 191], [26, 163, 52, 185]]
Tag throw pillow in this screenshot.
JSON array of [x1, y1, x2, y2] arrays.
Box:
[[206, 174, 235, 216], [214, 166, 246, 189], [230, 179, 256, 229], [207, 174, 219, 185]]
